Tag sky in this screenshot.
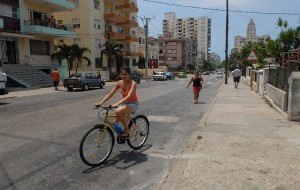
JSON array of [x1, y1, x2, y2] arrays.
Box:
[[137, 0, 300, 60]]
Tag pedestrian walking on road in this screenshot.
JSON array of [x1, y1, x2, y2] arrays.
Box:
[[51, 68, 60, 90], [232, 66, 241, 88], [187, 70, 204, 104]]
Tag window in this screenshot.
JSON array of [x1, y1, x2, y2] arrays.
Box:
[[0, 3, 18, 18], [29, 40, 50, 55], [132, 59, 137, 66], [94, 19, 101, 29], [172, 57, 177, 61], [72, 18, 80, 28], [93, 0, 100, 10], [95, 58, 102, 68], [95, 38, 102, 48]]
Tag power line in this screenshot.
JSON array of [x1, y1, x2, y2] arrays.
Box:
[[141, 0, 300, 16]]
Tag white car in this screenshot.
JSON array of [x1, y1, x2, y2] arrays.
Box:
[[217, 71, 223, 78]]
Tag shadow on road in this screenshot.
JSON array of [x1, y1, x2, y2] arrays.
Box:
[[82, 144, 152, 173]]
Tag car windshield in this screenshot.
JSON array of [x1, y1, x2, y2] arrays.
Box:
[[69, 73, 82, 78]]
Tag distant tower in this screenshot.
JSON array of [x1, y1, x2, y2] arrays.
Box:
[[246, 19, 257, 42]]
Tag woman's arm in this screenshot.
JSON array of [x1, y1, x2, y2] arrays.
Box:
[[95, 82, 119, 106], [187, 77, 194, 88]]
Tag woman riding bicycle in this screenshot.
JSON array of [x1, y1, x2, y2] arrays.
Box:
[[95, 66, 139, 138]]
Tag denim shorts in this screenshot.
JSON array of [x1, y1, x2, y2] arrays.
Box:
[[126, 102, 139, 113]]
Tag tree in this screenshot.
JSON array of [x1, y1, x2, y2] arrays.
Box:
[[51, 44, 74, 76], [101, 43, 123, 81], [266, 18, 300, 65], [137, 56, 145, 69], [72, 44, 92, 73]]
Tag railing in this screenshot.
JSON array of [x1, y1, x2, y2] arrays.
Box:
[[25, 55, 43, 65], [268, 67, 289, 92], [24, 20, 73, 31]]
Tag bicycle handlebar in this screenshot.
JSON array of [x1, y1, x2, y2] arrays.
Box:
[[93, 105, 117, 110]]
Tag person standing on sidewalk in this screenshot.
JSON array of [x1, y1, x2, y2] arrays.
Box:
[[51, 68, 60, 90], [232, 66, 241, 88], [187, 70, 204, 104]]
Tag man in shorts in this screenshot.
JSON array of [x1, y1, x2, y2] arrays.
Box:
[[232, 66, 241, 88]]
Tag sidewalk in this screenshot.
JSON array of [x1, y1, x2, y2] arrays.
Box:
[[161, 77, 300, 189], [0, 82, 116, 100]]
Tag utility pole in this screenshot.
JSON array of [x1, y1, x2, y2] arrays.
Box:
[[140, 16, 154, 81], [225, 0, 229, 84]]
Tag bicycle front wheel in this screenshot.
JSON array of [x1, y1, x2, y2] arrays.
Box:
[[79, 125, 114, 166], [127, 115, 149, 150]]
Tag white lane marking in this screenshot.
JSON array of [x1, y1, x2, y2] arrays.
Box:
[[148, 115, 179, 123]]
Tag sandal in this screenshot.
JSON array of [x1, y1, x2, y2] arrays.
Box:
[[120, 131, 129, 139]]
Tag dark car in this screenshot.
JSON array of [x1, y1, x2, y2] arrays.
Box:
[[130, 72, 141, 84], [165, 72, 175, 80], [116, 72, 141, 84], [63, 72, 105, 91]]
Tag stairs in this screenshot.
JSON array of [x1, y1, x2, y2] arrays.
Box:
[[2, 64, 53, 88]]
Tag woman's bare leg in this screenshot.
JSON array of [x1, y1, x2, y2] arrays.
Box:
[[115, 105, 132, 133]]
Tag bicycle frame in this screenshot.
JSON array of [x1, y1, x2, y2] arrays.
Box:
[[99, 107, 134, 136]]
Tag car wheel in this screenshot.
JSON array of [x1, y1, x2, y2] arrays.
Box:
[[67, 87, 73, 91], [83, 84, 89, 91], [100, 82, 103, 89]]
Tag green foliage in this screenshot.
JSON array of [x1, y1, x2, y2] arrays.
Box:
[[137, 56, 145, 69]]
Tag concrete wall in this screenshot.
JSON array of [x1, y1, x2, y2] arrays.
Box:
[[266, 83, 287, 112], [288, 72, 300, 121]]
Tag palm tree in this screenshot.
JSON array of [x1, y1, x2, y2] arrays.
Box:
[[51, 44, 74, 76], [72, 44, 92, 73], [101, 43, 123, 81]]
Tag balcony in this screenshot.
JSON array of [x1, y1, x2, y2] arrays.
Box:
[[117, 2, 138, 13], [118, 19, 138, 27], [104, 13, 125, 23], [118, 34, 139, 42], [122, 48, 140, 57], [105, 31, 126, 40], [23, 20, 75, 38], [103, 0, 125, 6], [25, 0, 75, 11]]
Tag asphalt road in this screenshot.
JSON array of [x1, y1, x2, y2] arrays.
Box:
[[0, 74, 223, 190]]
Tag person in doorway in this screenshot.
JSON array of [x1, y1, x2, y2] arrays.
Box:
[[187, 70, 204, 104], [51, 68, 60, 90], [95, 66, 139, 138], [232, 66, 241, 88]]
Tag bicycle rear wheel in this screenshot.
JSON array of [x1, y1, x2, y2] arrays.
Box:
[[127, 115, 149, 150], [79, 125, 114, 166]]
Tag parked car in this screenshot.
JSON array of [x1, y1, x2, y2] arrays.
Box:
[[130, 72, 141, 84], [178, 72, 187, 78], [202, 71, 210, 75], [153, 71, 167, 81], [116, 72, 141, 84], [165, 72, 175, 80], [217, 71, 223, 78], [63, 72, 105, 91]]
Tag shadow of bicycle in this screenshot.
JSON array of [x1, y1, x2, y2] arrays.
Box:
[[82, 144, 152, 173]]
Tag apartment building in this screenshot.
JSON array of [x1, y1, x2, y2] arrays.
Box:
[[137, 27, 159, 68], [54, 0, 139, 76], [0, 0, 75, 69], [162, 12, 211, 62], [234, 19, 270, 51]]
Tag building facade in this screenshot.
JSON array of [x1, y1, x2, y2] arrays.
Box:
[[234, 19, 270, 51], [0, 0, 75, 73], [162, 12, 211, 62], [54, 0, 139, 76]]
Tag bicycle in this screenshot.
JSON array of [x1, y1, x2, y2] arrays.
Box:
[[79, 105, 150, 166]]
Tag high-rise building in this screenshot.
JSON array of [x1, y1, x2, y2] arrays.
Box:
[[162, 12, 211, 62], [234, 19, 270, 51]]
